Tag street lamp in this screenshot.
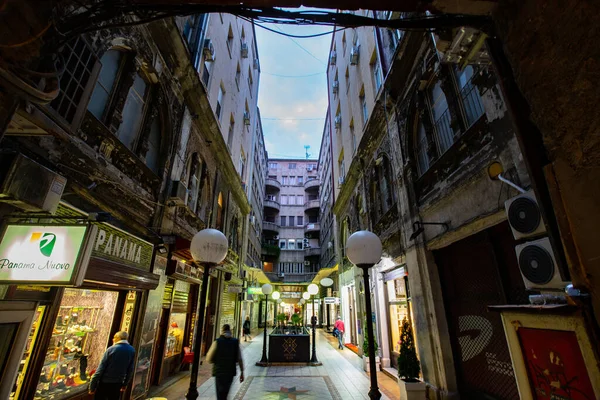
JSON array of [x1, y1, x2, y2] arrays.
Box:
[[346, 230, 383, 400], [307, 283, 320, 365], [320, 277, 334, 330], [257, 283, 273, 366], [186, 229, 228, 400]]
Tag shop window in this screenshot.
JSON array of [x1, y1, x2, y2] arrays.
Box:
[[36, 289, 119, 399], [88, 49, 123, 120], [386, 276, 411, 363], [165, 313, 186, 358]]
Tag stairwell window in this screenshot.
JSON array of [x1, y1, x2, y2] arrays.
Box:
[[227, 114, 235, 150], [227, 24, 234, 57], [235, 63, 241, 90], [370, 50, 382, 94]]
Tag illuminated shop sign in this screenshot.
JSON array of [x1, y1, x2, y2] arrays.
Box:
[[92, 224, 153, 270], [247, 287, 263, 295], [0, 224, 96, 285]]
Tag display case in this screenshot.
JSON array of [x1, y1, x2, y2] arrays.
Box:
[[10, 306, 46, 399], [164, 313, 186, 358], [34, 289, 118, 400]]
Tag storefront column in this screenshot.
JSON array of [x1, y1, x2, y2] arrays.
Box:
[[373, 265, 390, 368]]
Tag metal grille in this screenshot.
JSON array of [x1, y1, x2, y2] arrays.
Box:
[[433, 108, 455, 154], [460, 79, 485, 127], [50, 37, 97, 125], [435, 225, 521, 400]]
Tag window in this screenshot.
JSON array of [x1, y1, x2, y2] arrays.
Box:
[[279, 239, 286, 249], [281, 195, 288, 205], [280, 216, 287, 226], [289, 216, 295, 226], [117, 73, 148, 150], [296, 241, 303, 250], [145, 118, 162, 173], [268, 174, 277, 179], [216, 192, 224, 230], [289, 176, 296, 186], [297, 194, 304, 204], [287, 239, 294, 250], [216, 85, 224, 120], [88, 49, 122, 120], [202, 61, 211, 87], [269, 162, 278, 169], [416, 122, 430, 176], [456, 65, 485, 127], [227, 24, 234, 57], [371, 51, 382, 93], [238, 151, 246, 178], [360, 86, 368, 126], [350, 118, 357, 153], [227, 115, 235, 149], [248, 66, 253, 92], [297, 216, 303, 226], [289, 195, 296, 205], [297, 176, 304, 184], [235, 63, 241, 90], [342, 32, 347, 55], [345, 67, 350, 91], [288, 163, 296, 169], [282, 176, 289, 185], [429, 77, 456, 154]]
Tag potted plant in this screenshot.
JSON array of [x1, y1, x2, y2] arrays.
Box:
[[362, 324, 380, 372], [397, 317, 426, 399], [276, 313, 286, 327]]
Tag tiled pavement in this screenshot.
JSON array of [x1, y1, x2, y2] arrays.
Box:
[[148, 329, 400, 399]]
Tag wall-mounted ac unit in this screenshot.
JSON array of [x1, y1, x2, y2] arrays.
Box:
[[334, 115, 342, 128], [332, 80, 339, 94], [328, 241, 333, 249], [515, 237, 569, 291], [338, 176, 345, 185], [203, 39, 215, 61], [330, 51, 337, 65], [243, 111, 251, 126], [169, 181, 188, 205], [350, 45, 360, 65], [505, 191, 546, 240], [250, 215, 256, 224], [253, 58, 259, 70], [274, 235, 279, 240], [304, 261, 311, 266], [307, 165, 313, 171], [241, 42, 249, 58], [0, 153, 66, 214]]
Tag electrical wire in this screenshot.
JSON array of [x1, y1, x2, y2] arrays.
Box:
[[271, 24, 327, 65]]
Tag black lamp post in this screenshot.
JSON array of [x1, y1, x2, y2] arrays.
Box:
[[307, 284, 321, 365], [320, 277, 334, 330], [256, 283, 273, 366], [186, 229, 228, 400], [346, 230, 383, 400]]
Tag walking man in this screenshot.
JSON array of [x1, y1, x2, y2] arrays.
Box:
[[207, 324, 244, 400], [334, 316, 345, 350], [242, 316, 252, 342], [89, 331, 135, 399]]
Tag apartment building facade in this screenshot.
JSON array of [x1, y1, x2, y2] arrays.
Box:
[[262, 159, 320, 283]]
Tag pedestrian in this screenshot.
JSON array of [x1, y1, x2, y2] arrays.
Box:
[[334, 316, 345, 350], [88, 331, 135, 400], [207, 324, 245, 400], [243, 316, 252, 342]]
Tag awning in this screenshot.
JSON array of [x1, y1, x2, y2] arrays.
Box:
[[244, 265, 271, 285]]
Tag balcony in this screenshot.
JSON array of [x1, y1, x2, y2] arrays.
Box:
[[304, 179, 319, 191], [261, 242, 281, 258], [304, 247, 320, 257], [304, 199, 319, 211], [266, 178, 281, 191], [264, 199, 280, 211], [304, 222, 320, 233], [266, 272, 317, 283], [263, 221, 280, 232]]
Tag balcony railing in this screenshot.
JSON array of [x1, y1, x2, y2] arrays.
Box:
[[263, 221, 280, 232], [265, 178, 281, 190], [266, 272, 317, 283], [304, 179, 319, 190], [433, 108, 455, 155], [304, 199, 319, 211], [304, 247, 320, 257], [460, 79, 485, 128], [264, 199, 280, 211], [304, 222, 320, 233]]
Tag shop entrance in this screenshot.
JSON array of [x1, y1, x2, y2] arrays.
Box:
[[348, 286, 357, 345]]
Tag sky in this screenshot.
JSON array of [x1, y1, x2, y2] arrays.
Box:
[[255, 20, 333, 160]]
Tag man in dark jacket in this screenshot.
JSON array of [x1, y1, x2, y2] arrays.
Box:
[[206, 324, 244, 400], [89, 331, 136, 400]]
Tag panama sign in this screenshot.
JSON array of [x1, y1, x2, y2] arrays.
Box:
[[0, 224, 96, 285]]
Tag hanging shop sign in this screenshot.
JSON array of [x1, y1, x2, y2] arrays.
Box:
[[247, 287, 263, 295], [227, 284, 243, 293], [92, 223, 153, 271], [166, 259, 203, 284], [324, 297, 340, 304], [0, 224, 97, 286]]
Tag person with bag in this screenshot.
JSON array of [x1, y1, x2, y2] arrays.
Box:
[[333, 316, 345, 350], [88, 331, 135, 399], [207, 324, 244, 400], [242, 316, 252, 342]]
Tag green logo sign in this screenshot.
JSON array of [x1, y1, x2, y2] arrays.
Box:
[[38, 233, 57, 257]]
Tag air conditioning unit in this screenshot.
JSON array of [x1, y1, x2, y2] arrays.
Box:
[[241, 42, 249, 58], [332, 80, 339, 94], [253, 58, 259, 70], [203, 39, 215, 61], [328, 241, 333, 249], [304, 261, 311, 266], [515, 237, 569, 291], [169, 180, 188, 205], [338, 176, 345, 185], [505, 191, 546, 240], [0, 153, 66, 214], [350, 45, 360, 65], [334, 115, 342, 128], [330, 51, 337, 65], [243, 111, 251, 126], [278, 272, 285, 278], [250, 215, 256, 224], [274, 235, 279, 240]]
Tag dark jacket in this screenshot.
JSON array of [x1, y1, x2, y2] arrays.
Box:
[[89, 341, 136, 391], [207, 335, 242, 377]]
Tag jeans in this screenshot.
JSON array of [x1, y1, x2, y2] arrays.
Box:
[[337, 332, 344, 349], [215, 375, 234, 400], [94, 382, 122, 400]]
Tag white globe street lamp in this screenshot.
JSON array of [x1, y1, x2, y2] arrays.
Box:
[[307, 283, 321, 365], [346, 230, 383, 400], [187, 229, 228, 400], [302, 292, 310, 300], [271, 291, 281, 300], [307, 283, 319, 295]]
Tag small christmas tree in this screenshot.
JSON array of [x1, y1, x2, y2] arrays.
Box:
[[362, 320, 379, 357], [398, 317, 421, 381]]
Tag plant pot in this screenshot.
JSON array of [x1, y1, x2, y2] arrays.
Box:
[[398, 378, 426, 400], [362, 355, 381, 372]]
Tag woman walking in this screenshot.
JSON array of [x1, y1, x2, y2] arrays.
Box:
[[242, 316, 252, 342]]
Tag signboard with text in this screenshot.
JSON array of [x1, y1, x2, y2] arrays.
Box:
[[92, 223, 153, 271], [0, 224, 96, 286], [247, 287, 263, 295]]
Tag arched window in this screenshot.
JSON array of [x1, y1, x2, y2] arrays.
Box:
[[88, 49, 123, 120], [117, 73, 148, 150], [378, 156, 394, 214], [145, 118, 162, 174]]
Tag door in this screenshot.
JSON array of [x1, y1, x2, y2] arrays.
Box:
[[0, 301, 38, 400]]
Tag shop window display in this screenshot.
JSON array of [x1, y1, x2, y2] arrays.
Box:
[[35, 289, 118, 399], [387, 278, 409, 355], [164, 313, 186, 358]]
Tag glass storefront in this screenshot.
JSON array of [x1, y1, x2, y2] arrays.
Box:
[[10, 306, 45, 399], [35, 289, 119, 399]]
